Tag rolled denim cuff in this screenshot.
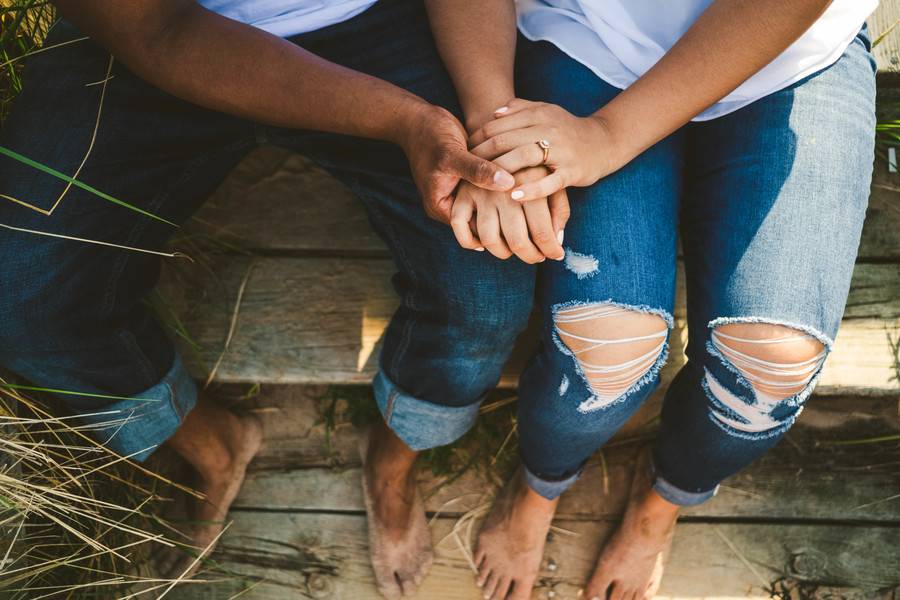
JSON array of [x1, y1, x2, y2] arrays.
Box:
[[650, 457, 718, 506], [522, 463, 582, 500], [374, 370, 480, 451], [78, 354, 198, 462]]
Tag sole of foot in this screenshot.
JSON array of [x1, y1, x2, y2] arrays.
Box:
[[360, 424, 433, 599], [583, 448, 678, 600], [474, 466, 559, 600]]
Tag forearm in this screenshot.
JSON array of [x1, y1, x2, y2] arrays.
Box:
[[425, 0, 517, 131], [595, 0, 832, 166], [54, 0, 430, 146]]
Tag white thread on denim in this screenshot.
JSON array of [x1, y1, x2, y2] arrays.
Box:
[[555, 303, 668, 402], [706, 325, 827, 434], [563, 248, 599, 279]]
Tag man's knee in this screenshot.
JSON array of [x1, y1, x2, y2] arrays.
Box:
[[704, 321, 828, 437]]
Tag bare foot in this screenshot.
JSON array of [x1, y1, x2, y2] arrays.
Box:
[[474, 467, 558, 600], [361, 419, 433, 599], [584, 449, 678, 600], [160, 399, 264, 579]]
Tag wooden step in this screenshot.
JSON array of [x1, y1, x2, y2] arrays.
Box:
[[190, 147, 900, 261], [228, 386, 900, 523], [159, 253, 900, 392], [162, 385, 900, 599], [872, 0, 900, 82], [167, 513, 900, 600]]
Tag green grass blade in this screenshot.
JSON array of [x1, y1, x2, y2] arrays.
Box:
[[0, 383, 151, 402], [0, 145, 177, 227]]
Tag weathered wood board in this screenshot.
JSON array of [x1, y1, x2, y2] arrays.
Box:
[[159, 384, 900, 599], [227, 385, 900, 523], [195, 147, 900, 261], [160, 254, 900, 392], [872, 0, 900, 79], [167, 513, 900, 600]]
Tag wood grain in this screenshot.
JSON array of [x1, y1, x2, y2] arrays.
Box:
[[871, 0, 900, 77], [194, 149, 900, 261], [166, 511, 900, 600], [159, 255, 900, 392]]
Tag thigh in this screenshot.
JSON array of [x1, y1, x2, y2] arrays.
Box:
[[514, 38, 682, 319], [265, 0, 538, 401], [681, 28, 876, 352], [0, 20, 253, 396]]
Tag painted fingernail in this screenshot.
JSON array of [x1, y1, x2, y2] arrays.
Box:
[[494, 170, 515, 187], [539, 257, 546, 263], [495, 106, 509, 114], [475, 247, 485, 251], [511, 190, 525, 200], [557, 230, 564, 244]]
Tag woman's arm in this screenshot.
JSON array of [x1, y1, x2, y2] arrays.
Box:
[[426, 0, 569, 262], [53, 0, 516, 223], [470, 0, 834, 201], [424, 0, 518, 132]]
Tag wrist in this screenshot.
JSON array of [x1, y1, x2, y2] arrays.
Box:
[[392, 98, 441, 151], [586, 110, 637, 176], [463, 93, 515, 135]]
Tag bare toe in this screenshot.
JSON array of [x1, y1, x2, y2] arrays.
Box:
[[473, 467, 558, 600]]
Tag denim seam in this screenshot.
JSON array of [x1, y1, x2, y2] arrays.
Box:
[[101, 140, 253, 385], [360, 196, 419, 380], [384, 389, 398, 424]]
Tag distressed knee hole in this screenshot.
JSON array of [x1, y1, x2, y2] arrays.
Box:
[[554, 303, 668, 403], [711, 323, 826, 401]]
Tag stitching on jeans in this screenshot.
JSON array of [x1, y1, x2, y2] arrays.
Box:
[[351, 187, 420, 379], [384, 389, 398, 424]]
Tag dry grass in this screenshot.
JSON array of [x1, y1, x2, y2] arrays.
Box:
[[0, 379, 247, 598]]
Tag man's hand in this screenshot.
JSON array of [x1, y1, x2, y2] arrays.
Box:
[[400, 104, 515, 224], [449, 166, 569, 263]]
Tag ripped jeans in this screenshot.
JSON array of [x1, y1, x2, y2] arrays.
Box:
[[514, 28, 876, 503]]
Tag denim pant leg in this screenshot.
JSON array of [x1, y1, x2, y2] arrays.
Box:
[[0, 21, 255, 460], [512, 39, 682, 499], [262, 0, 536, 450], [653, 29, 876, 505]]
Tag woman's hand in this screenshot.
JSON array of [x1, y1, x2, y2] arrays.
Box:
[[468, 99, 627, 202], [450, 166, 570, 263]]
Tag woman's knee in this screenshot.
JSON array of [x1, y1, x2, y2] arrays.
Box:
[[553, 302, 670, 410], [704, 321, 828, 437]]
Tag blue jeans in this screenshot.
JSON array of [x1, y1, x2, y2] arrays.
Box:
[[514, 30, 876, 503], [0, 0, 534, 460]]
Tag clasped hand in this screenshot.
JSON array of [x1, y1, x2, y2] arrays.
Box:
[[446, 99, 621, 263]]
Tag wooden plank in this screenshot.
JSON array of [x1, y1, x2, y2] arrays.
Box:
[[225, 385, 900, 522], [167, 512, 900, 599], [194, 149, 900, 260], [160, 256, 900, 392], [871, 0, 900, 78]]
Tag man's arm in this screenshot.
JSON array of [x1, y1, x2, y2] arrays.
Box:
[[53, 0, 515, 222]]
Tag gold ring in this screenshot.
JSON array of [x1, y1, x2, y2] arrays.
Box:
[[536, 139, 551, 165]]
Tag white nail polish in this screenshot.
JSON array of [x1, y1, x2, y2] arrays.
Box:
[[557, 230, 564, 244], [475, 247, 485, 251], [511, 190, 525, 200], [495, 106, 509, 114]]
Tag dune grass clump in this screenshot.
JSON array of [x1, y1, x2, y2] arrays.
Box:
[[0, 381, 226, 598]]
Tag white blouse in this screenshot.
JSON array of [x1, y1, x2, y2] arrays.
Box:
[[517, 0, 878, 120], [197, 0, 377, 37]]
